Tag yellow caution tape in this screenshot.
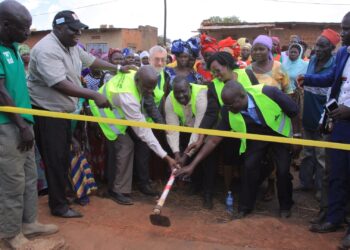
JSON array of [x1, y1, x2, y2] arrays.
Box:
[[1, 106, 350, 151]]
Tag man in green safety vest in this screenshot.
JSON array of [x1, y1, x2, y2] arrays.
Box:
[[89, 65, 177, 205], [164, 76, 207, 167], [176, 80, 298, 219]]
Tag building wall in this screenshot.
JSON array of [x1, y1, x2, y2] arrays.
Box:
[[25, 26, 158, 52], [202, 23, 341, 49]]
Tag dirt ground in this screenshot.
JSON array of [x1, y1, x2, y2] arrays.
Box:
[[1, 170, 347, 250]]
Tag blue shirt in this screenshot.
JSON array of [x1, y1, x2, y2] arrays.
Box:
[[241, 95, 261, 125]]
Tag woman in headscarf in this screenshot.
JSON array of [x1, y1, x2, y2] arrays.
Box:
[[282, 43, 309, 168], [246, 35, 292, 201], [165, 38, 203, 87], [218, 36, 247, 69], [134, 53, 141, 67], [240, 43, 252, 68], [272, 36, 282, 62], [194, 33, 218, 82], [247, 35, 292, 94], [282, 43, 309, 92], [140, 51, 150, 66], [122, 48, 135, 66]]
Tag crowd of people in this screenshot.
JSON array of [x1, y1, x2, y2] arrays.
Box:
[[1, 0, 350, 248]]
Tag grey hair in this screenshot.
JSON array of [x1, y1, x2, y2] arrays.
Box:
[[149, 45, 167, 57]]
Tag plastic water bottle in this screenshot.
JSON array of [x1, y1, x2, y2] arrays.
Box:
[[226, 191, 234, 214]]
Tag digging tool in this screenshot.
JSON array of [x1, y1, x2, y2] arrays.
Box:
[[149, 170, 176, 227]]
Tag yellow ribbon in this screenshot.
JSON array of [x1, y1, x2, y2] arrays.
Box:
[[1, 106, 349, 151]]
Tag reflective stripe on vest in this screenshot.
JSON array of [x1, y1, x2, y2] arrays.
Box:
[[228, 84, 292, 154], [169, 83, 207, 125]]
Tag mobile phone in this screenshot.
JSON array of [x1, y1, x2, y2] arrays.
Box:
[[325, 99, 338, 113]]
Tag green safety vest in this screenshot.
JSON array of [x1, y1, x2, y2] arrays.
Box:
[[89, 71, 141, 141], [169, 83, 207, 125], [212, 69, 252, 107], [228, 84, 292, 154], [153, 70, 165, 107]]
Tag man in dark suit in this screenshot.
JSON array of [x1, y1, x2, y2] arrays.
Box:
[[175, 80, 298, 218], [298, 11, 350, 249]]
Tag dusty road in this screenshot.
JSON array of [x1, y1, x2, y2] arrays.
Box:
[[27, 185, 345, 250]]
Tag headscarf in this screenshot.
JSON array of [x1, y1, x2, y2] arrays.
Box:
[[271, 36, 281, 55], [237, 37, 248, 48], [252, 35, 273, 60], [242, 43, 252, 50], [282, 43, 308, 90], [18, 44, 30, 56], [200, 33, 218, 54], [108, 48, 122, 60], [140, 51, 150, 66], [122, 48, 134, 57], [321, 28, 340, 46], [218, 37, 240, 58], [171, 38, 200, 58], [140, 51, 149, 59]]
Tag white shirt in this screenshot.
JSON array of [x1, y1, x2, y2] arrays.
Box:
[[164, 88, 208, 156], [338, 56, 350, 107], [111, 93, 167, 158]]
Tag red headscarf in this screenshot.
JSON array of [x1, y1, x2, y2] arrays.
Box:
[[200, 33, 218, 54], [108, 48, 122, 60], [218, 37, 240, 58], [321, 29, 340, 46]]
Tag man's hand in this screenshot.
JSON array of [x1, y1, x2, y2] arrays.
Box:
[[120, 65, 138, 73], [17, 126, 34, 152], [93, 92, 112, 109], [184, 135, 204, 154], [174, 164, 195, 178], [174, 152, 181, 163], [329, 104, 350, 120], [178, 154, 189, 167], [164, 155, 180, 172], [296, 74, 305, 88]]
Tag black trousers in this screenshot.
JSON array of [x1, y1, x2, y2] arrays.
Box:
[[239, 140, 293, 212], [33, 115, 71, 214]]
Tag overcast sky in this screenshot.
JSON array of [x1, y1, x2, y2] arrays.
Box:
[[20, 0, 350, 40]]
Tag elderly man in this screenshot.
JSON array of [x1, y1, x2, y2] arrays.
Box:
[[0, 1, 59, 248], [90, 66, 177, 205], [298, 11, 350, 249], [28, 10, 131, 218], [298, 29, 340, 224], [176, 81, 298, 218]]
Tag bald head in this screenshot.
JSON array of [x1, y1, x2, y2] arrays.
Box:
[[221, 80, 247, 113], [0, 0, 31, 23], [135, 65, 159, 96], [0, 0, 32, 44]]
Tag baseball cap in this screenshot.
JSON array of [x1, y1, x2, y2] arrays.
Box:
[[52, 10, 88, 30]]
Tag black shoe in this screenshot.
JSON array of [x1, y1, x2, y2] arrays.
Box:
[[108, 190, 133, 205], [203, 193, 213, 210], [310, 210, 327, 224], [341, 233, 350, 249], [52, 208, 83, 218], [280, 209, 291, 218], [310, 222, 340, 233], [139, 184, 159, 197]]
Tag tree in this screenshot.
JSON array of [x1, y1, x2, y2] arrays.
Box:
[[207, 16, 242, 24], [158, 36, 171, 46]]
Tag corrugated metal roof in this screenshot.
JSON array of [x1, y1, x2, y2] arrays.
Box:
[[200, 24, 276, 30]]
